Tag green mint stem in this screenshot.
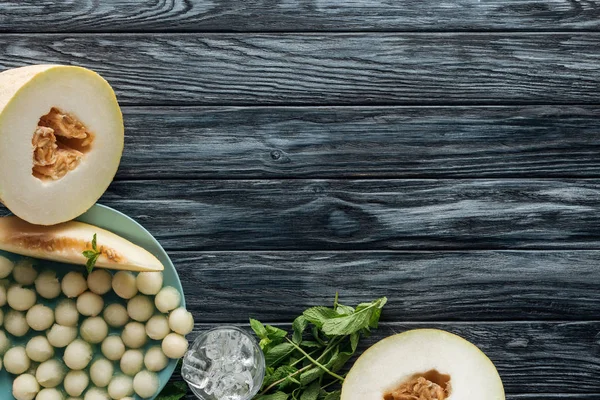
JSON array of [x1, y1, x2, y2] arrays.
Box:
[[285, 338, 346, 383]]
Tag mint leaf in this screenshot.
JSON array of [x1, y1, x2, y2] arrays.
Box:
[[292, 316, 308, 344], [321, 297, 387, 336], [350, 332, 360, 352], [299, 367, 323, 386], [250, 319, 268, 339], [300, 381, 320, 400], [82, 234, 101, 274], [265, 343, 296, 367], [335, 304, 355, 316], [303, 307, 339, 328], [265, 325, 288, 342]]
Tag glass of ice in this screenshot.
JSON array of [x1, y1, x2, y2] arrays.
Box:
[[182, 326, 266, 400]]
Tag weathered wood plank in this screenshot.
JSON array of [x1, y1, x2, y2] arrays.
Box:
[[179, 321, 600, 394], [171, 251, 600, 322], [18, 179, 596, 251], [119, 106, 600, 179], [1, 1, 599, 32], [1, 34, 599, 105]]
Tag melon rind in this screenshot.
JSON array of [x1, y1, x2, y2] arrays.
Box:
[[0, 65, 124, 225], [0, 216, 164, 272], [341, 329, 505, 400]]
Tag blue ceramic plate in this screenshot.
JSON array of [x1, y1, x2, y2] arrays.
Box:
[[0, 204, 184, 399]]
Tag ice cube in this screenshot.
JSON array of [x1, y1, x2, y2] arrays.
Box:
[[185, 350, 211, 371], [203, 338, 224, 361]]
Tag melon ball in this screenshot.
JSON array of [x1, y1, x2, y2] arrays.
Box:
[[107, 375, 134, 399], [77, 291, 104, 317], [121, 322, 147, 349], [26, 304, 54, 331], [145, 315, 170, 340], [55, 299, 79, 327], [0, 256, 14, 279], [12, 373, 39, 400], [162, 333, 189, 359], [101, 336, 125, 361], [112, 271, 138, 299], [62, 271, 87, 298], [36, 359, 66, 388], [155, 286, 181, 313], [34, 270, 61, 299], [64, 339, 93, 370], [127, 295, 154, 322], [120, 350, 144, 376], [84, 388, 109, 400], [133, 370, 159, 399], [90, 358, 114, 388], [26, 336, 54, 363], [4, 346, 30, 374], [144, 346, 168, 372], [87, 269, 112, 295], [47, 324, 78, 348], [0, 330, 10, 355], [0, 307, 4, 326], [64, 370, 89, 397], [5, 310, 29, 337], [103, 303, 129, 328], [81, 317, 109, 344], [0, 284, 7, 306], [136, 272, 163, 295], [168, 308, 194, 335], [36, 388, 64, 400], [13, 259, 37, 285], [7, 285, 37, 311]]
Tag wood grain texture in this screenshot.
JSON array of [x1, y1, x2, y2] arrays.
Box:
[[171, 251, 600, 322], [7, 179, 593, 251], [119, 106, 600, 179], [179, 321, 600, 394], [1, 1, 599, 32], [1, 34, 599, 105]]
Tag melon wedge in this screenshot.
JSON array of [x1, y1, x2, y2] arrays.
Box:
[[341, 329, 504, 400], [0, 216, 164, 272], [0, 65, 123, 225]]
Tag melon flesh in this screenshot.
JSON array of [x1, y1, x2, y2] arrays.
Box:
[[0, 65, 123, 225], [341, 329, 505, 400], [0, 216, 164, 272]]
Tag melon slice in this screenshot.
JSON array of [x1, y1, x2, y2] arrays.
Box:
[[0, 216, 164, 272], [341, 329, 505, 400], [0, 64, 123, 225]]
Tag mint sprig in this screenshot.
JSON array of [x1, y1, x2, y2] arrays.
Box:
[[251, 294, 387, 400], [82, 233, 101, 274]]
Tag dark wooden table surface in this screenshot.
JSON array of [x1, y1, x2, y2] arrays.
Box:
[[2, 1, 600, 398]]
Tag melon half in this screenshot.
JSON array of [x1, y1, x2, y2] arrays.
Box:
[[341, 329, 505, 400], [0, 65, 123, 225]]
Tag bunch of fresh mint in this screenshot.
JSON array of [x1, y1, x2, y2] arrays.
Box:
[[251, 294, 388, 400]]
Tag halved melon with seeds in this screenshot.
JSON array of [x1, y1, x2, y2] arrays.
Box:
[[0, 64, 123, 225], [0, 216, 164, 272], [342, 329, 504, 400]]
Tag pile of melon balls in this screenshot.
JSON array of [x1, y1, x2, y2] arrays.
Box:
[[0, 256, 194, 400]]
